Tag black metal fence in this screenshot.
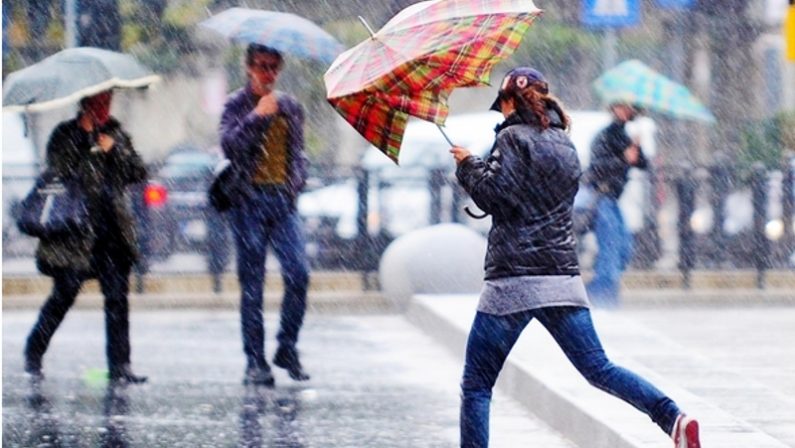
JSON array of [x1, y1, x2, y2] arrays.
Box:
[[674, 154, 795, 288], [4, 154, 794, 291]]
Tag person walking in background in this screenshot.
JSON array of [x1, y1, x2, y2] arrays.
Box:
[[450, 67, 699, 448], [584, 102, 648, 307], [220, 43, 311, 387], [24, 90, 148, 385]]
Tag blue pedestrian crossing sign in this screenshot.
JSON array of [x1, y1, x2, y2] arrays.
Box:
[[656, 0, 694, 9], [582, 0, 640, 28]]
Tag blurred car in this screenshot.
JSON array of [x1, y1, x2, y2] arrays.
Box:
[[141, 144, 230, 271], [2, 111, 40, 257]]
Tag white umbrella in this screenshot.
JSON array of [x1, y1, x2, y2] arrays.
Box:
[[3, 47, 160, 112]]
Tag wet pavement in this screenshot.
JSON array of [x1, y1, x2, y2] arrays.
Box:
[[409, 295, 795, 448], [2, 311, 576, 448]]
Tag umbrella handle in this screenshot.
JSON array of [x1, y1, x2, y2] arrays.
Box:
[[436, 124, 454, 147], [464, 206, 488, 219]]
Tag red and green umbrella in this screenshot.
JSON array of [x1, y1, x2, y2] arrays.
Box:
[[324, 0, 542, 164]]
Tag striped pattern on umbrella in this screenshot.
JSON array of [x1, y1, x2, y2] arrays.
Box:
[[199, 7, 344, 64], [593, 59, 715, 123], [325, 0, 541, 163]]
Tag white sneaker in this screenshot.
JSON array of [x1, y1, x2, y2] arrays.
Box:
[[672, 414, 701, 448]]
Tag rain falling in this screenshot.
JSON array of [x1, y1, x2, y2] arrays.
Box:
[[2, 0, 795, 447]]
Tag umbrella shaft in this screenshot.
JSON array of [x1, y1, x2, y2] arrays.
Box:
[[436, 125, 454, 147], [358, 16, 376, 38]]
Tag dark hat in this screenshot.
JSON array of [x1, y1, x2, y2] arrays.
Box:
[[489, 67, 547, 111]]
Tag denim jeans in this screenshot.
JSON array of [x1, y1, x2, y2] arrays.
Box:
[[587, 196, 633, 307], [25, 246, 133, 371], [230, 188, 309, 370], [460, 307, 680, 448]]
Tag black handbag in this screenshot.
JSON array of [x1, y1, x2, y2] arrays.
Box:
[[17, 171, 90, 239], [208, 159, 248, 212]]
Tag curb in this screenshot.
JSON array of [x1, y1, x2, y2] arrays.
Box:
[[2, 291, 393, 313], [620, 289, 795, 308], [1, 270, 373, 296]]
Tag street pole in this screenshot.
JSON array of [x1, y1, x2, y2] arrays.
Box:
[[603, 28, 618, 70], [65, 0, 77, 48]]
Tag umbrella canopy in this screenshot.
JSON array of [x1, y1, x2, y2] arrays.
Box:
[[3, 47, 160, 112], [199, 7, 344, 65], [324, 0, 542, 164], [593, 59, 715, 123]]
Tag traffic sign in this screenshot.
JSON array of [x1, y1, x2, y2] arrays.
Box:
[[655, 0, 694, 9], [582, 0, 641, 28]]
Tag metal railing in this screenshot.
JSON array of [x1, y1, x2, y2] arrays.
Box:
[[5, 154, 793, 292]]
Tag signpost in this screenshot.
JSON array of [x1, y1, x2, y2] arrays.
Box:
[[655, 0, 694, 9], [582, 0, 640, 71], [582, 0, 641, 28]]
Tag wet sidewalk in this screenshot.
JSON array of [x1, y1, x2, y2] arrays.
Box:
[[407, 295, 795, 448], [2, 310, 576, 448]]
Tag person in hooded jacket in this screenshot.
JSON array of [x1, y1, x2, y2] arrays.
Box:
[[24, 90, 148, 384], [450, 67, 700, 448]]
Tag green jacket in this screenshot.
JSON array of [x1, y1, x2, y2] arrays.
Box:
[[36, 116, 147, 276]]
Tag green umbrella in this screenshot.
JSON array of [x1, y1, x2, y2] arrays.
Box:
[[593, 59, 715, 123]]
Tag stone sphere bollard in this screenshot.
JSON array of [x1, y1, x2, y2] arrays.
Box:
[[379, 223, 487, 310]]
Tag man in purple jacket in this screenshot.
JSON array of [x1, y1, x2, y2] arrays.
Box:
[[220, 43, 310, 387]]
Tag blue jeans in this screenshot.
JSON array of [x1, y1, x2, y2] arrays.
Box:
[[460, 308, 680, 448], [587, 197, 633, 307], [230, 188, 309, 370]]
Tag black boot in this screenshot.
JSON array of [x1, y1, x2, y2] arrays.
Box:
[[243, 365, 275, 387], [273, 346, 310, 381], [24, 354, 43, 380], [109, 365, 147, 385]]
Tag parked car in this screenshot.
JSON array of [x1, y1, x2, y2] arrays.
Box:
[[140, 144, 230, 274], [2, 111, 40, 257], [299, 111, 660, 269]]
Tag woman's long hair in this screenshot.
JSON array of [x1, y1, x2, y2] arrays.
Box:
[[511, 81, 570, 132]]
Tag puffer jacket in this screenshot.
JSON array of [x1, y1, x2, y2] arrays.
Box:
[[456, 109, 581, 280], [36, 116, 147, 276], [584, 121, 648, 199]]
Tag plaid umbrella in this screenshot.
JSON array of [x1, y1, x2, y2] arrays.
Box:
[[593, 59, 715, 123], [199, 7, 344, 65], [324, 0, 542, 164]]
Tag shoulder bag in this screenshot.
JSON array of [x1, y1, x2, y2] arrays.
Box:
[[17, 171, 90, 239]]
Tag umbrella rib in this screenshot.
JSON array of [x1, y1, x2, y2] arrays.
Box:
[[4, 75, 161, 113]]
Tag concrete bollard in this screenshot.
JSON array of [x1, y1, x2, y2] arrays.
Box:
[[379, 223, 486, 310]]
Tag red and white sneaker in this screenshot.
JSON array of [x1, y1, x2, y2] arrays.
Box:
[[672, 414, 701, 448]]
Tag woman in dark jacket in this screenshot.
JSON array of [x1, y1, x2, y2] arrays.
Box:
[[450, 68, 699, 448], [24, 91, 148, 384]]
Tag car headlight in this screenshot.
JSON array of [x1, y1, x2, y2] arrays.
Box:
[[765, 219, 784, 241], [689, 209, 712, 234]]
